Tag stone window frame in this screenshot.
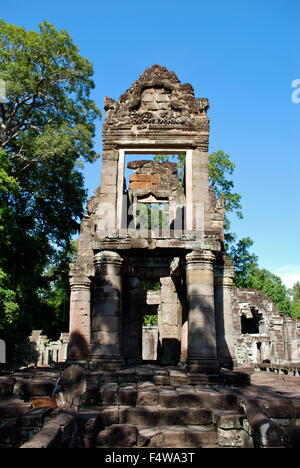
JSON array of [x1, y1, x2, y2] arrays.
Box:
[[116, 148, 193, 233]]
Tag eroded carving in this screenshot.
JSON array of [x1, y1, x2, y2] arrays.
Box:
[[103, 65, 209, 128]]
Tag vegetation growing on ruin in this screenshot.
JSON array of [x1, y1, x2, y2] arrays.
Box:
[[0, 20, 101, 355]]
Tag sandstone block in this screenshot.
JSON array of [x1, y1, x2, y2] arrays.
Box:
[[100, 383, 118, 406], [98, 406, 119, 427], [17, 407, 53, 428], [185, 425, 217, 447], [0, 399, 31, 418], [193, 388, 224, 409], [119, 406, 159, 426], [108, 424, 138, 447], [136, 388, 159, 406], [212, 410, 243, 429], [158, 389, 179, 407], [117, 386, 137, 406], [137, 428, 164, 447]]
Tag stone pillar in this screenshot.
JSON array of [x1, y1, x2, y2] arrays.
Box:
[[89, 251, 124, 369], [283, 316, 300, 363], [68, 276, 91, 361], [158, 277, 181, 365], [96, 150, 119, 237], [214, 261, 236, 369], [185, 250, 219, 373], [123, 277, 142, 365]]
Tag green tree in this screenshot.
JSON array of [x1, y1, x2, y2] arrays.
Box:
[[0, 21, 100, 356], [154, 150, 242, 232], [289, 282, 300, 318], [236, 266, 300, 318], [227, 237, 258, 287], [291, 282, 300, 303]]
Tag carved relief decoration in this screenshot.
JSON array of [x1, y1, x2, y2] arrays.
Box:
[[104, 65, 209, 128]]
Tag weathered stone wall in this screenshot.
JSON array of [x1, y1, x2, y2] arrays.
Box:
[[232, 288, 300, 366]]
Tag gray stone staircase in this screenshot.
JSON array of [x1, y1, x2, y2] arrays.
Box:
[[79, 372, 248, 448]]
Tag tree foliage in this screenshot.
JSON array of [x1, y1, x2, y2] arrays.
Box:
[[0, 21, 100, 357]]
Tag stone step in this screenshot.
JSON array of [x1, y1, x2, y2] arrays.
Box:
[[119, 406, 212, 427], [0, 399, 31, 418], [86, 382, 238, 411], [138, 425, 217, 448], [212, 410, 244, 430], [96, 423, 217, 448]]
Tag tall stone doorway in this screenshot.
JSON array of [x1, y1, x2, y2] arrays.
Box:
[[121, 255, 186, 367]]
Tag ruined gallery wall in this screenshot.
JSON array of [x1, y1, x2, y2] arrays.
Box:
[[231, 288, 300, 366]]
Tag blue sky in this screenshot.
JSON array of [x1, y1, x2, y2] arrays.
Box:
[[1, 0, 299, 287]]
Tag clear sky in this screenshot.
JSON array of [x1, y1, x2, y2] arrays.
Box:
[[1, 0, 299, 287]]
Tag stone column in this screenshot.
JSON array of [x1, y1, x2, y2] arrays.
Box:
[[186, 250, 219, 373], [214, 261, 236, 369], [68, 276, 91, 361], [283, 316, 300, 363], [123, 277, 142, 365], [89, 251, 124, 369], [158, 277, 181, 365]]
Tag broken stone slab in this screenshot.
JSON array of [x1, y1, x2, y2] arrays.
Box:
[[239, 399, 285, 448], [79, 415, 99, 448], [17, 406, 54, 428], [53, 365, 86, 412], [19, 411, 76, 448]]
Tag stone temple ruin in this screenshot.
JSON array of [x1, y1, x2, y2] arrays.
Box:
[[68, 64, 235, 373], [67, 64, 300, 373], [2, 66, 300, 449]]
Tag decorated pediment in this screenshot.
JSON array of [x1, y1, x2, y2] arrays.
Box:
[[104, 65, 209, 127]]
